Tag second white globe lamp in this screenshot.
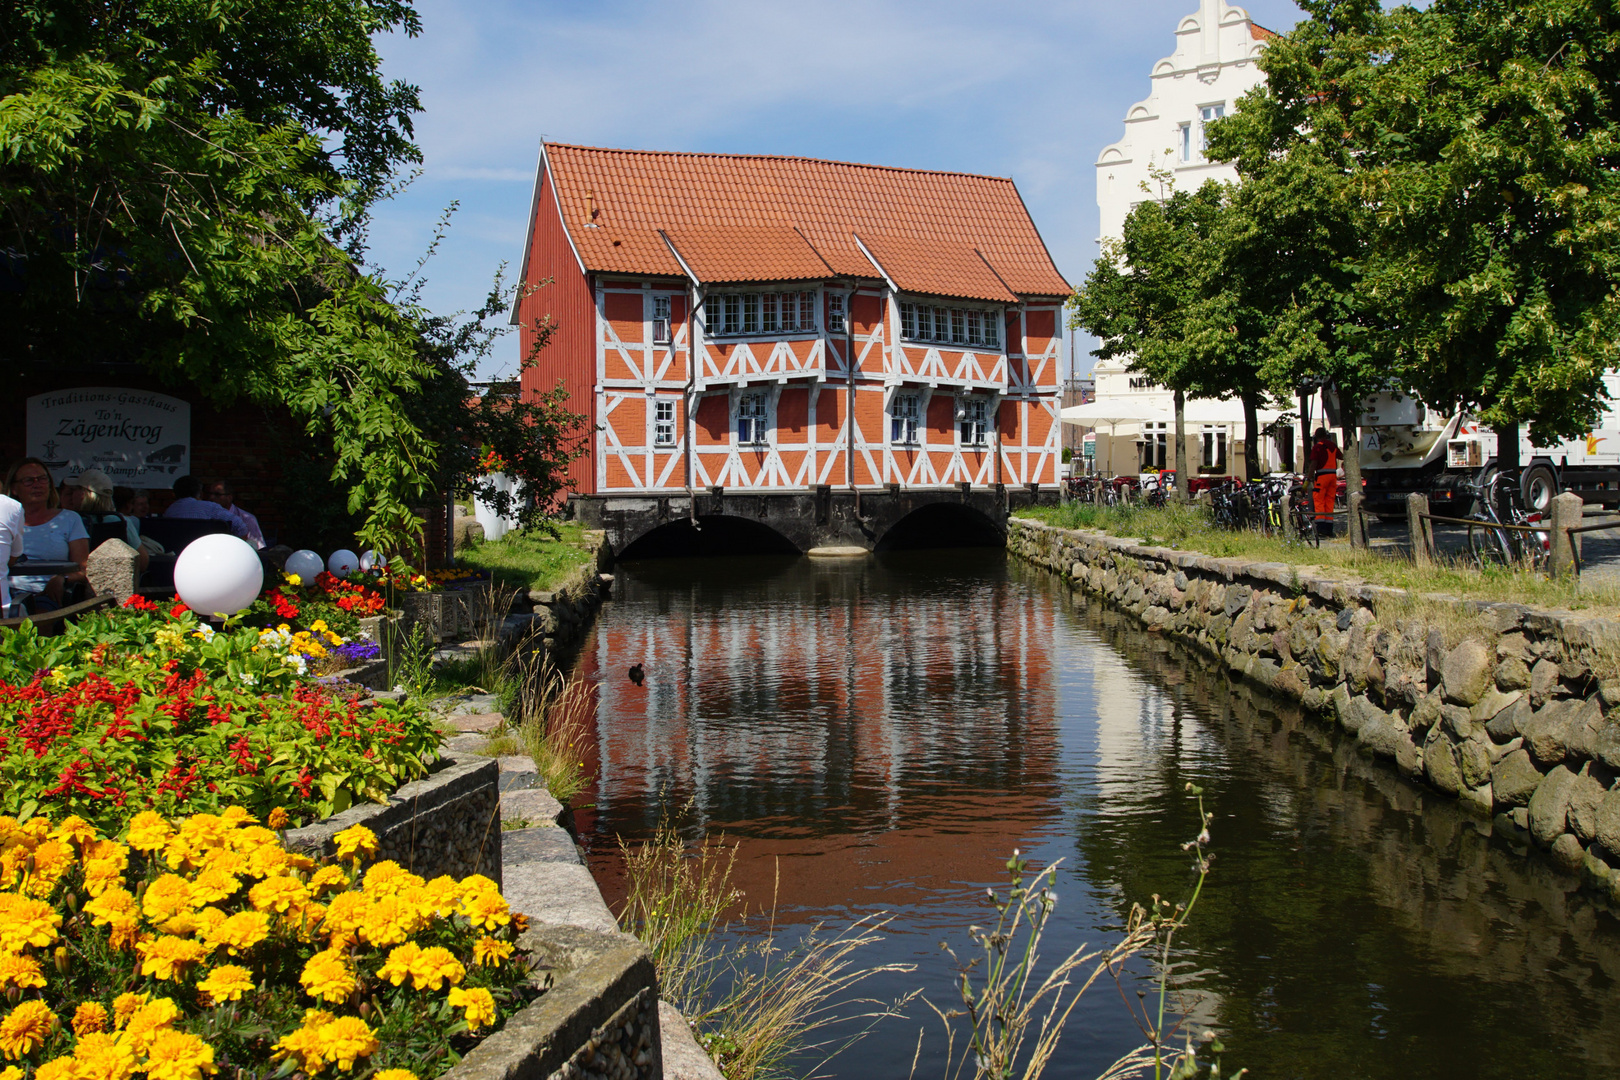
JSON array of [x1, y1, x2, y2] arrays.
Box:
[[327, 549, 359, 577]]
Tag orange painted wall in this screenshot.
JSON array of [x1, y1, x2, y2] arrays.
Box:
[[777, 389, 809, 444], [694, 395, 729, 447]]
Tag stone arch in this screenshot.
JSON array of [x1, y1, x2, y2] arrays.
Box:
[[873, 502, 1006, 552], [616, 514, 801, 560]]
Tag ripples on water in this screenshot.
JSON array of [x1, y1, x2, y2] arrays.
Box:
[[569, 549, 1620, 1079]]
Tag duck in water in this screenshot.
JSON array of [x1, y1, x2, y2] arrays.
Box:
[[628, 663, 644, 687]]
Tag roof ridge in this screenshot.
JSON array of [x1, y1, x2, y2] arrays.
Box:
[[545, 141, 1016, 185]]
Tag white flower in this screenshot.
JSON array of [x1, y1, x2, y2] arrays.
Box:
[[238, 672, 259, 686]]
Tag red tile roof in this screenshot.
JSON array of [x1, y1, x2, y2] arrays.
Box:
[[1250, 21, 1278, 41], [855, 233, 1018, 304], [661, 226, 836, 284], [543, 143, 1071, 300]]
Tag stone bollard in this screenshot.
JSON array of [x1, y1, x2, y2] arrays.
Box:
[[1549, 491, 1584, 578], [1407, 492, 1432, 566], [86, 538, 139, 602]]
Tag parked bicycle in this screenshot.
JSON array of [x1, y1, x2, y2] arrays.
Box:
[[1463, 472, 1549, 570]]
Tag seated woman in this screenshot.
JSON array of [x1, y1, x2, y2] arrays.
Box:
[[71, 469, 149, 576], [4, 458, 90, 611]]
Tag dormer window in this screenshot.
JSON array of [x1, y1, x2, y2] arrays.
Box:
[[707, 290, 818, 337], [898, 302, 1000, 349]]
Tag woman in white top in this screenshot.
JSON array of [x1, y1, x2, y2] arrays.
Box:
[[4, 458, 89, 611]]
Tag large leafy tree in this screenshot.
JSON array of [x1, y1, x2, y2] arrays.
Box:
[[0, 0, 521, 552], [1072, 176, 1276, 486]]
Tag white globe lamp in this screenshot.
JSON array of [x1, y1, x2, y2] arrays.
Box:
[[327, 549, 359, 577], [173, 534, 264, 618], [284, 549, 324, 583], [359, 549, 388, 572]]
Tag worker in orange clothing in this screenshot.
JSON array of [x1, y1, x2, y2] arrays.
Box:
[[1309, 427, 1340, 537]]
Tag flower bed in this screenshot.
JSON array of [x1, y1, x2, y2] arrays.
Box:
[[0, 605, 438, 832], [0, 807, 538, 1080]]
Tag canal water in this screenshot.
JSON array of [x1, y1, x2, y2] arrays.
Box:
[[567, 549, 1620, 1079]]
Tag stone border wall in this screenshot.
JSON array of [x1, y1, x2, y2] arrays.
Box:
[[446, 924, 660, 1080], [284, 758, 502, 885], [1008, 516, 1620, 905]]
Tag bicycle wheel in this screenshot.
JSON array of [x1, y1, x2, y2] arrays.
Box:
[[1467, 522, 1512, 568], [1292, 501, 1319, 547]]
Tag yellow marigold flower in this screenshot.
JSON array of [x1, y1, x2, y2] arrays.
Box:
[[310, 620, 328, 633], [219, 807, 256, 828], [0, 1066, 17, 1080], [0, 1000, 56, 1059], [374, 1071, 418, 1080], [272, 1009, 333, 1073], [138, 936, 208, 981], [418, 876, 462, 918], [459, 889, 511, 932], [358, 895, 418, 948], [72, 1032, 135, 1080], [196, 965, 254, 1006], [203, 911, 269, 957], [35, 1055, 76, 1080], [266, 808, 291, 831], [0, 955, 44, 990], [110, 993, 146, 1030], [50, 816, 98, 848], [228, 825, 279, 854], [300, 949, 357, 1004], [316, 1016, 378, 1071], [120, 998, 180, 1055], [72, 1003, 109, 1036], [248, 875, 308, 916], [362, 861, 422, 897], [332, 825, 377, 862], [82, 857, 125, 898], [377, 942, 421, 987], [447, 986, 497, 1032], [307, 866, 350, 896], [407, 946, 464, 991], [85, 885, 136, 925], [142, 875, 195, 923], [125, 812, 172, 853], [22, 838, 75, 896], [143, 1028, 216, 1080], [473, 937, 515, 967], [187, 869, 240, 907], [81, 838, 128, 866], [191, 906, 228, 941], [195, 847, 248, 879], [322, 893, 370, 948], [0, 893, 62, 951]]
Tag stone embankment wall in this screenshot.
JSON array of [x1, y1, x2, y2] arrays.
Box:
[[1008, 517, 1620, 905], [501, 536, 613, 664]]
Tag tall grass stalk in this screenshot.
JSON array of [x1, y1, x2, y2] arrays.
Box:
[[617, 814, 917, 1080], [505, 645, 594, 805]]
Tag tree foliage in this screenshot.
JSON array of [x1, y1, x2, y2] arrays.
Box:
[[0, 0, 577, 553]]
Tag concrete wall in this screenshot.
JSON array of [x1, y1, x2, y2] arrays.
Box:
[[1008, 516, 1620, 906]]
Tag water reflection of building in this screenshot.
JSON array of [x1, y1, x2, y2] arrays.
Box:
[[579, 557, 1064, 913]]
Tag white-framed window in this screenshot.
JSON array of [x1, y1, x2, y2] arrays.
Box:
[[737, 393, 769, 446], [891, 394, 920, 445], [1199, 103, 1225, 155], [1179, 123, 1192, 163], [653, 296, 671, 344], [827, 293, 845, 333], [707, 291, 817, 336], [1201, 425, 1227, 472], [959, 398, 990, 447], [898, 301, 1001, 348], [654, 400, 676, 447], [1140, 421, 1167, 470]]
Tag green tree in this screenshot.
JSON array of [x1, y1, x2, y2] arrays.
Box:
[[0, 0, 542, 552]]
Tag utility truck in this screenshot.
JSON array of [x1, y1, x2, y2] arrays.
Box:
[[1356, 377, 1620, 519]]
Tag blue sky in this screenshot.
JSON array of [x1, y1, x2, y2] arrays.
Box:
[[365, 0, 1308, 379]]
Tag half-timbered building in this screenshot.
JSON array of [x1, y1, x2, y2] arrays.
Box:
[[513, 144, 1070, 514]]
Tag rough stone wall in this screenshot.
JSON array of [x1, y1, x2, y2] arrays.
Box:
[[1008, 516, 1620, 905], [284, 758, 502, 885], [548, 987, 660, 1080]]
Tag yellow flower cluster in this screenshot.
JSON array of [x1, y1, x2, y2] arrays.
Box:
[[0, 811, 530, 1080]]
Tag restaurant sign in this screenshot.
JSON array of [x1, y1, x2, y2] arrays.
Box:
[[26, 388, 190, 483]]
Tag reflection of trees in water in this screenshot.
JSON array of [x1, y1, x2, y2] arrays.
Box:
[[1068, 593, 1620, 1078], [585, 553, 1062, 842]]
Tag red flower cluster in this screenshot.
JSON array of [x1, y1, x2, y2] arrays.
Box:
[[312, 572, 385, 616], [478, 446, 507, 473], [265, 587, 300, 621]]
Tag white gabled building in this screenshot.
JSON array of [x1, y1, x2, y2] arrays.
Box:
[[1081, 1, 1292, 479]]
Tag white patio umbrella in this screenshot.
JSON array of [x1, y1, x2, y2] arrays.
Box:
[[1059, 399, 1170, 477]]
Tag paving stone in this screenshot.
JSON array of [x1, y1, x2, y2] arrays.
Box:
[[450, 711, 504, 733], [501, 826, 618, 935], [659, 1002, 724, 1080], [501, 787, 564, 826]]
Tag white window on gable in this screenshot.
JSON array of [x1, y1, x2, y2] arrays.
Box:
[[827, 292, 845, 333], [959, 398, 990, 447], [1179, 122, 1192, 163], [737, 393, 769, 446], [1199, 103, 1225, 155], [654, 400, 676, 447], [761, 293, 778, 334], [653, 296, 671, 344], [891, 394, 920, 445]]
